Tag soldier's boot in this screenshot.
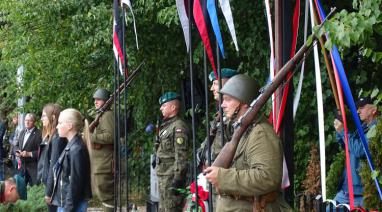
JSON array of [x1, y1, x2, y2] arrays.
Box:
[[102, 202, 114, 212]]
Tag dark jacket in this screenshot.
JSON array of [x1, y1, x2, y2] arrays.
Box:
[[36, 132, 67, 195], [14, 127, 42, 185], [51, 134, 91, 211]]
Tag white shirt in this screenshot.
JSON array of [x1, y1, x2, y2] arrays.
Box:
[[22, 128, 34, 149]]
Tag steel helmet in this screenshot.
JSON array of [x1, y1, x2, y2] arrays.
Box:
[[93, 88, 110, 101], [219, 74, 260, 104]]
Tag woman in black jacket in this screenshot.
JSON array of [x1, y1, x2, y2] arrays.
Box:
[[37, 103, 67, 212], [52, 108, 91, 212]]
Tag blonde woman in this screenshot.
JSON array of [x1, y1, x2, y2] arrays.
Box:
[[51, 108, 91, 212], [37, 103, 67, 212]]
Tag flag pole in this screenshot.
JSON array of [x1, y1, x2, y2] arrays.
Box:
[[188, 0, 200, 211], [121, 3, 129, 210]]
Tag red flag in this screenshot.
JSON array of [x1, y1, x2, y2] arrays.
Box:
[[193, 0, 217, 76], [113, 0, 125, 76]]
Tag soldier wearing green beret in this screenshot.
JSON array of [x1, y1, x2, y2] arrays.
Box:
[[90, 88, 115, 212], [155, 92, 190, 212], [198, 68, 238, 165], [197, 68, 238, 209], [204, 74, 292, 211], [0, 174, 27, 203]]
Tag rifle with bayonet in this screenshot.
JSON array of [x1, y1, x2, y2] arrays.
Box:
[[89, 61, 145, 133]]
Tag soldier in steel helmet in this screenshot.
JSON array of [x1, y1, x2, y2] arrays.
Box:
[[90, 88, 115, 212], [204, 74, 292, 211], [155, 91, 190, 212]]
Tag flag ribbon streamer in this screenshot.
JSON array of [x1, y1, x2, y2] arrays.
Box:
[[308, 0, 326, 200], [121, 0, 139, 50], [113, 0, 125, 75], [176, 0, 190, 52], [293, 0, 309, 118], [193, 0, 217, 74], [218, 0, 238, 51], [206, 0, 225, 58], [275, 0, 300, 133]]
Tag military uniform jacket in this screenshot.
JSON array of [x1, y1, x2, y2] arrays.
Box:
[[91, 110, 115, 174], [156, 116, 190, 180], [216, 115, 291, 212], [200, 113, 232, 163]]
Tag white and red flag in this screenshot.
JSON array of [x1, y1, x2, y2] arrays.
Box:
[[113, 0, 125, 76]]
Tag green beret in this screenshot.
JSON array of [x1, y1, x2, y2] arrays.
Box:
[[208, 68, 238, 82], [13, 174, 27, 200], [159, 92, 181, 105]]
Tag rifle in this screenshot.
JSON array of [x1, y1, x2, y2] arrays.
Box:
[[212, 8, 335, 169], [89, 61, 145, 133], [152, 117, 161, 169], [197, 113, 220, 168]]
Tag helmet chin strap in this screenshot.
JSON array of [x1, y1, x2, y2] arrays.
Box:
[[231, 103, 242, 122]]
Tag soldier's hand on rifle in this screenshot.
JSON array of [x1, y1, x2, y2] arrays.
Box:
[[204, 166, 220, 190]]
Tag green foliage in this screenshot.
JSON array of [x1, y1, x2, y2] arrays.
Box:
[[359, 117, 382, 210], [0, 185, 47, 212], [326, 150, 345, 199]]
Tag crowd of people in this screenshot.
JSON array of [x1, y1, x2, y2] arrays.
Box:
[[0, 88, 115, 212], [0, 68, 378, 212]]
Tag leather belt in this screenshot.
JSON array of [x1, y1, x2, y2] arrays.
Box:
[[227, 191, 278, 212], [156, 157, 174, 165], [92, 143, 114, 150]]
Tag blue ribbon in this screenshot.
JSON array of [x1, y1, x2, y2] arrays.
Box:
[[316, 0, 382, 201], [206, 0, 225, 58]]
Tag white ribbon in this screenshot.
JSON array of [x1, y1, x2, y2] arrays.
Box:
[[218, 0, 238, 51], [293, 0, 309, 118], [265, 0, 276, 125], [175, 0, 190, 52], [121, 0, 139, 50], [309, 0, 327, 201]]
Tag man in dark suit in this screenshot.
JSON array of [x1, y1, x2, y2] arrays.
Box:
[[15, 113, 42, 186]]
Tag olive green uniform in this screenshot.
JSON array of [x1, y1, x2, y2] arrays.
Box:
[[198, 113, 232, 210], [91, 110, 115, 210], [156, 116, 190, 212], [200, 113, 232, 163], [216, 115, 292, 212]]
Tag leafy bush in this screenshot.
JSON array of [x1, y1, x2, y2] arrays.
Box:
[[360, 117, 382, 210], [0, 185, 47, 212]]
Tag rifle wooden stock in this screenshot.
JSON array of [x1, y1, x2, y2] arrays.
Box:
[[212, 42, 312, 168], [89, 61, 144, 133]]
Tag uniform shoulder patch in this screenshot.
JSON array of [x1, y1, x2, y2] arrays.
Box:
[[176, 137, 184, 145]]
